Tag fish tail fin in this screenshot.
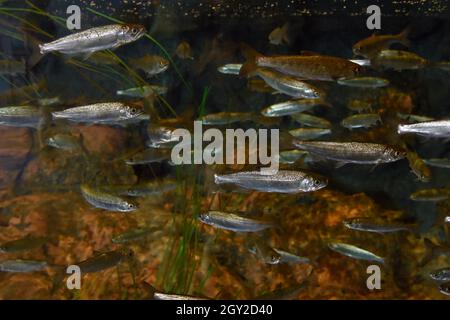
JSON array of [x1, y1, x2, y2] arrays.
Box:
[[397, 25, 411, 48], [420, 238, 437, 267], [239, 43, 263, 77], [24, 33, 45, 70]]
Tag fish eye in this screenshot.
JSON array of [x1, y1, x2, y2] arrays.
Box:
[[129, 107, 137, 114], [314, 179, 322, 185]]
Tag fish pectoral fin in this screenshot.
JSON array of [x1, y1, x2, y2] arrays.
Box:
[[334, 161, 347, 169], [369, 164, 379, 172]]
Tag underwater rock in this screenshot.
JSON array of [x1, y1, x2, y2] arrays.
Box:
[[71, 125, 128, 157]]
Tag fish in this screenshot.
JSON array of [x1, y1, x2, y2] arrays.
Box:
[[372, 50, 428, 70], [85, 51, 120, 65], [397, 113, 434, 123], [352, 27, 410, 58], [240, 45, 363, 81], [292, 141, 406, 165], [75, 249, 134, 273], [268, 23, 290, 45], [0, 59, 26, 75], [277, 150, 309, 164], [36, 96, 61, 107], [176, 41, 194, 60], [199, 112, 254, 125], [420, 238, 450, 266], [0, 260, 48, 273], [423, 158, 450, 169], [112, 228, 156, 244], [46, 133, 82, 151], [0, 236, 47, 253], [129, 55, 169, 76], [39, 24, 146, 56], [52, 102, 143, 124], [348, 59, 372, 67], [328, 242, 385, 264], [273, 249, 311, 264], [289, 128, 331, 140], [112, 179, 177, 197], [261, 99, 329, 117], [406, 151, 431, 182], [438, 282, 450, 296], [198, 211, 273, 232], [124, 148, 171, 165], [80, 184, 138, 212], [214, 170, 327, 193], [146, 126, 181, 148], [217, 63, 242, 75], [290, 113, 331, 129], [410, 188, 450, 202], [249, 239, 281, 264], [117, 85, 168, 97], [341, 113, 382, 130], [347, 100, 374, 113], [436, 61, 450, 72], [430, 268, 450, 281], [343, 218, 412, 233], [245, 67, 324, 99], [337, 77, 389, 88], [0, 106, 44, 128], [398, 120, 450, 138], [154, 292, 207, 300]]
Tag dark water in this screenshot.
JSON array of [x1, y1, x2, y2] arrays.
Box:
[[0, 0, 449, 299]]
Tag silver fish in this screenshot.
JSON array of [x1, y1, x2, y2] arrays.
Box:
[[398, 120, 450, 138], [39, 24, 146, 56], [341, 113, 382, 129], [146, 126, 181, 148], [217, 63, 242, 75], [273, 249, 311, 264], [199, 211, 272, 232], [439, 282, 450, 296], [214, 170, 327, 193], [410, 188, 450, 202], [289, 128, 331, 140], [129, 55, 169, 76], [124, 148, 171, 165], [328, 242, 385, 264], [292, 141, 406, 164], [337, 77, 389, 88], [277, 150, 309, 164], [0, 260, 48, 273], [47, 133, 81, 151], [348, 59, 371, 67], [200, 112, 253, 125], [52, 102, 142, 124], [343, 218, 411, 233], [0, 106, 43, 128], [117, 85, 168, 97], [397, 113, 434, 123], [154, 292, 207, 300], [112, 228, 156, 244], [261, 99, 329, 117], [81, 184, 138, 212], [249, 240, 281, 264], [253, 68, 324, 99], [290, 113, 331, 128], [423, 158, 450, 169], [430, 268, 450, 281]]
